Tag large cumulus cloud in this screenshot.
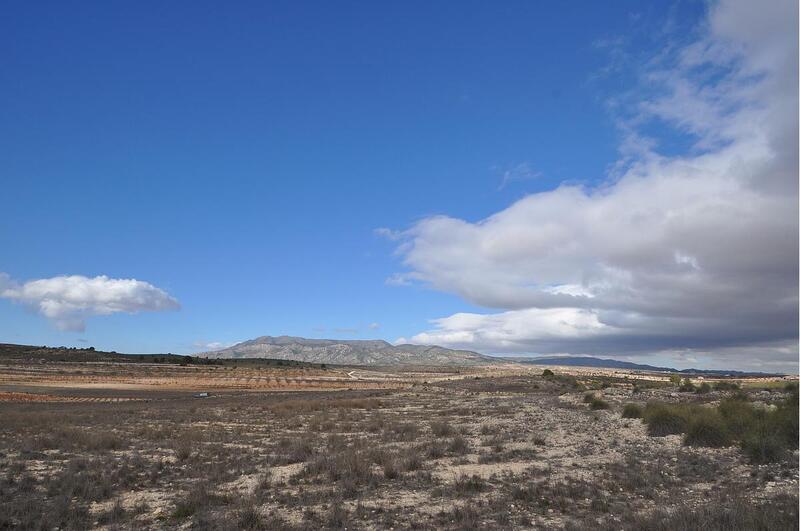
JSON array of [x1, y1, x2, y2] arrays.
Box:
[[0, 273, 180, 332], [389, 0, 798, 371]]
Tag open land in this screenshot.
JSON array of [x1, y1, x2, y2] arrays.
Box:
[[0, 351, 797, 530]]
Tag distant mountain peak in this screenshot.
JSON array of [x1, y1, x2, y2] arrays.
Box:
[[199, 335, 495, 366]]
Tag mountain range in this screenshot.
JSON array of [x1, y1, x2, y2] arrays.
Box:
[[511, 355, 781, 376], [197, 336, 782, 375], [197, 336, 497, 366]]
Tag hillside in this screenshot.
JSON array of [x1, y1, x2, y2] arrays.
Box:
[[515, 355, 782, 376], [197, 335, 498, 366]]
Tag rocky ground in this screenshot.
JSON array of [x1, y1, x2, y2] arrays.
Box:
[[0, 363, 797, 530]]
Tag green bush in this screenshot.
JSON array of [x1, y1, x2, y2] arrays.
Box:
[[640, 396, 798, 463], [684, 409, 731, 448], [621, 403, 643, 419], [583, 392, 595, 403], [713, 381, 740, 391], [741, 425, 786, 464], [696, 382, 712, 394], [643, 403, 690, 436], [541, 369, 554, 377], [590, 398, 609, 410], [679, 378, 696, 392], [717, 399, 758, 438]]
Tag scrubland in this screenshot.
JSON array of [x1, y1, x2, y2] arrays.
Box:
[[0, 360, 797, 530]]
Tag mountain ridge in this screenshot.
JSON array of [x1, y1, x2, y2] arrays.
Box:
[[511, 355, 783, 376], [197, 335, 498, 366]]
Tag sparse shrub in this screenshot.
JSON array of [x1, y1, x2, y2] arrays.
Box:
[[583, 392, 595, 403], [621, 403, 643, 419], [326, 502, 350, 529], [542, 369, 554, 377], [300, 448, 377, 496], [741, 426, 785, 464], [173, 483, 217, 519], [643, 403, 690, 436], [479, 424, 498, 436], [684, 409, 731, 447], [717, 399, 758, 438], [696, 382, 712, 394], [679, 378, 696, 392], [430, 420, 454, 437], [237, 504, 263, 529], [511, 483, 539, 502], [590, 398, 609, 410], [669, 374, 682, 385], [418, 440, 447, 459], [449, 504, 480, 529], [174, 439, 193, 461], [453, 474, 486, 496], [448, 435, 470, 455], [96, 499, 125, 525], [401, 452, 423, 472], [713, 381, 740, 391], [641, 396, 798, 462], [382, 460, 400, 480]]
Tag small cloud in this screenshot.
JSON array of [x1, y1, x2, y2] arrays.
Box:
[[76, 338, 89, 343], [193, 341, 234, 352], [385, 273, 413, 286], [368, 322, 381, 330], [374, 227, 403, 241], [0, 272, 179, 332], [498, 162, 542, 190], [333, 327, 359, 335]]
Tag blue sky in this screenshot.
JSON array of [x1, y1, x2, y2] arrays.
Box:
[[2, 2, 797, 372]]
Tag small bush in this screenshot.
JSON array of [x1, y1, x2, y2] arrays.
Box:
[[237, 505, 264, 530], [453, 474, 486, 496], [713, 381, 740, 391], [448, 435, 470, 455], [590, 398, 609, 410], [542, 369, 554, 377], [696, 382, 712, 394], [679, 378, 696, 392], [621, 403, 643, 419], [583, 392, 595, 403], [641, 397, 798, 462], [643, 403, 690, 436], [449, 504, 480, 529], [684, 410, 731, 448], [741, 428, 786, 464], [430, 421, 454, 437]]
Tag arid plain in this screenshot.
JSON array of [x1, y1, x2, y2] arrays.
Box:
[[1, 347, 797, 530]]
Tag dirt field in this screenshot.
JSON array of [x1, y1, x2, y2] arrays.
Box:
[[0, 359, 797, 530]]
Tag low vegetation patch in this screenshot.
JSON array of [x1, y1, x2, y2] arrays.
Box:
[[641, 395, 798, 462], [621, 403, 643, 419]]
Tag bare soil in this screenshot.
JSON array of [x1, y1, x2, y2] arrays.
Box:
[[0, 359, 796, 529]]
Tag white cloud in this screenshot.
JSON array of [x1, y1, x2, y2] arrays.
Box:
[[498, 162, 542, 190], [368, 322, 381, 330], [388, 0, 798, 371], [193, 341, 233, 352], [0, 273, 180, 332], [373, 227, 403, 241]]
